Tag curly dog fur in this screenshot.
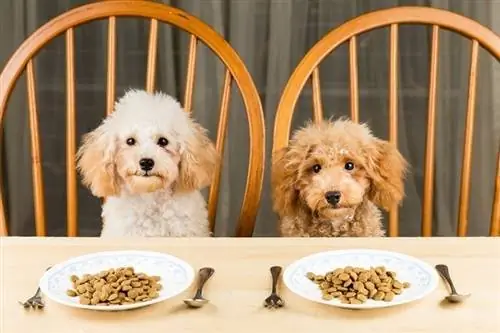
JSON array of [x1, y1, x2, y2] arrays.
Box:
[[77, 89, 218, 237], [272, 119, 408, 237]]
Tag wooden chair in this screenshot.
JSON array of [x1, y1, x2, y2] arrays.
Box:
[[273, 6, 500, 237], [0, 0, 265, 237]]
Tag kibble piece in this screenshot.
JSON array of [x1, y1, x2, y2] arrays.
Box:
[[79, 296, 91, 305], [314, 275, 325, 282], [345, 291, 356, 298], [364, 281, 375, 290], [99, 290, 109, 302], [66, 289, 77, 297], [369, 288, 377, 298], [393, 281, 403, 289], [349, 298, 363, 304], [343, 279, 352, 288], [76, 285, 87, 294], [352, 281, 363, 291], [320, 282, 330, 289], [70, 275, 79, 283], [332, 278, 343, 285], [358, 273, 369, 283], [373, 291, 385, 301], [403, 282, 411, 288], [338, 273, 350, 281], [306, 272, 315, 280], [127, 289, 139, 299], [384, 291, 395, 302], [339, 296, 350, 304], [379, 286, 392, 293], [322, 294, 334, 301], [358, 288, 369, 296]]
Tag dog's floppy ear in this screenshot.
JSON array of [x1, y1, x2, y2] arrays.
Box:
[[365, 139, 408, 211], [76, 124, 118, 198], [271, 145, 305, 217], [176, 122, 218, 192]]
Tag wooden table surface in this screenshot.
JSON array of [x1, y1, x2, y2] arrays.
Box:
[[1, 237, 499, 333]]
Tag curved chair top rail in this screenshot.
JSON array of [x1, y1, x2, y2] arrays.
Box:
[[274, 6, 500, 150], [0, 0, 265, 237]]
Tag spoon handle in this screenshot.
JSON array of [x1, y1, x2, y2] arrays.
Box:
[[194, 267, 215, 299], [270, 266, 282, 294], [435, 264, 458, 295]]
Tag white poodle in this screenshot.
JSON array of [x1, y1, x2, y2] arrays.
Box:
[[77, 89, 218, 237]]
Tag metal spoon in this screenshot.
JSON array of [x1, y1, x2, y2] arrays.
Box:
[[435, 264, 471, 303], [183, 267, 215, 308]]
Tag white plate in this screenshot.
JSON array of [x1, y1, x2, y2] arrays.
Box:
[[40, 250, 195, 311], [283, 248, 438, 310]]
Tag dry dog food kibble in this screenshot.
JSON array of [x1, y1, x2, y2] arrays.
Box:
[[66, 267, 162, 306], [306, 266, 410, 304]]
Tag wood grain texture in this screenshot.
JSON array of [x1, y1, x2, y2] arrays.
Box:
[[106, 16, 116, 116], [65, 28, 78, 237], [26, 60, 46, 237], [145, 18, 158, 93], [388, 24, 399, 237], [0, 186, 6, 236], [311, 67, 323, 123], [207, 70, 232, 232], [457, 40, 479, 237], [422, 25, 439, 237], [1, 237, 499, 333], [0, 1, 265, 237], [491, 150, 500, 236], [273, 6, 500, 236], [183, 34, 197, 113], [349, 36, 359, 123]]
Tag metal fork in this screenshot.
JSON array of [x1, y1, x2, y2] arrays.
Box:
[[19, 286, 45, 310], [19, 266, 51, 310], [263, 266, 285, 309]]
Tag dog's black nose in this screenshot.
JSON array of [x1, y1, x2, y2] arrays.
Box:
[[325, 191, 341, 205], [139, 158, 155, 171]]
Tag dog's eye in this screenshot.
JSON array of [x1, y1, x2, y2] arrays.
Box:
[[312, 164, 322, 173], [157, 137, 169, 147], [126, 138, 136, 146], [344, 161, 355, 171]]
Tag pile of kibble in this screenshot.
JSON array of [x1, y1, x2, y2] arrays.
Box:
[[66, 267, 162, 306], [306, 266, 410, 305]]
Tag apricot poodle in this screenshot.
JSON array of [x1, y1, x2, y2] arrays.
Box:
[[271, 119, 408, 237]]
